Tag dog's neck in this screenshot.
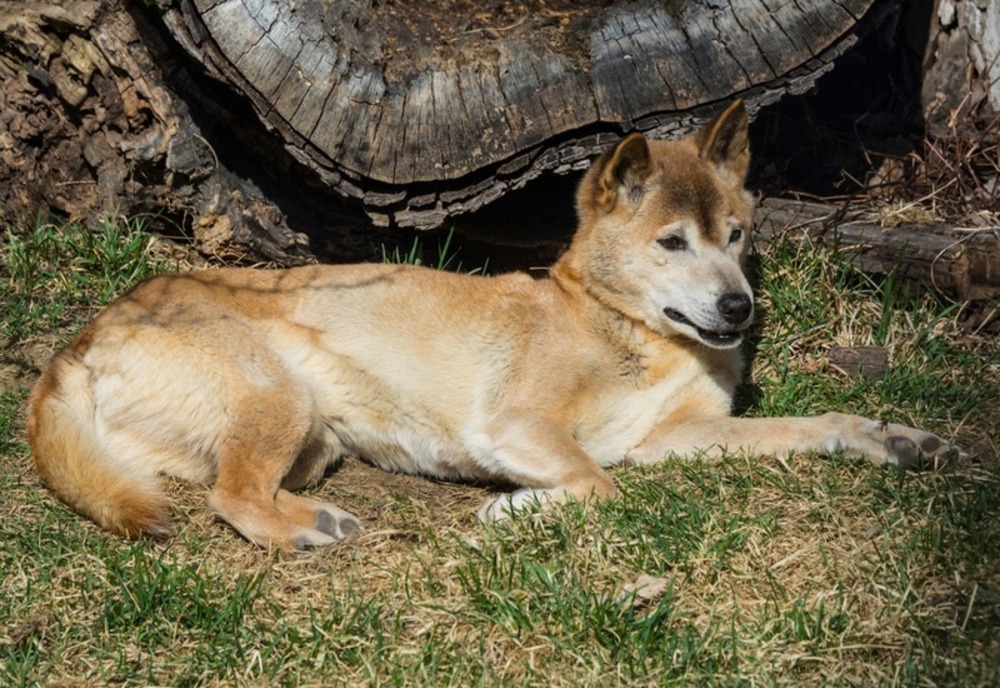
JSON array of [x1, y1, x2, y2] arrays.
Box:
[[552, 255, 690, 374], [551, 249, 642, 329], [550, 245, 625, 314]]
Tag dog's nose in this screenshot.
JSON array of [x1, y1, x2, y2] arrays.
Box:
[[717, 292, 752, 325]]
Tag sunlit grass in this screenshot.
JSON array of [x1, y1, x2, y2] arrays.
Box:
[[0, 215, 996, 686]]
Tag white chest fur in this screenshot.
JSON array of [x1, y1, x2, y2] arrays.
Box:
[[575, 354, 734, 466]]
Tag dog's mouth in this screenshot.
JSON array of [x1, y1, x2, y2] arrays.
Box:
[[664, 308, 747, 348]]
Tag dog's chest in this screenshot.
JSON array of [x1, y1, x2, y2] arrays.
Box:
[[575, 352, 734, 466]]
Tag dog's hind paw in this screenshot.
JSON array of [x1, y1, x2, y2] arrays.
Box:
[[292, 529, 339, 550], [290, 509, 362, 550], [270, 490, 362, 549], [315, 507, 362, 539]]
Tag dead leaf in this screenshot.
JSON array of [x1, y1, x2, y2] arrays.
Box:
[[615, 574, 669, 608]]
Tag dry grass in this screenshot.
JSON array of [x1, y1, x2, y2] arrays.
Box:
[[1, 214, 998, 686]]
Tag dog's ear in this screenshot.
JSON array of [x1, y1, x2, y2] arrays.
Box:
[[696, 100, 749, 184], [594, 133, 653, 211]]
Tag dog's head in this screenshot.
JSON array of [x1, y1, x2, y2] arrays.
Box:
[[570, 100, 756, 350]]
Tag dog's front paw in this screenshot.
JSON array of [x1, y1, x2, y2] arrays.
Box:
[[476, 488, 552, 523], [881, 423, 966, 469]]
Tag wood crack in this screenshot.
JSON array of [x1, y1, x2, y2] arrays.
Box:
[[709, 8, 754, 87], [760, 0, 813, 61]]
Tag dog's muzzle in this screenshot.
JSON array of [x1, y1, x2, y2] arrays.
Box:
[[664, 292, 753, 348]]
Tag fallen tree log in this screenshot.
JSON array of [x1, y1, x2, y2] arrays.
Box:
[[756, 197, 1000, 302], [7, 0, 993, 285], [157, 0, 890, 228]]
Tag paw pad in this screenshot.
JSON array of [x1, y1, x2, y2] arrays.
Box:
[[920, 436, 943, 454], [888, 436, 919, 468], [316, 510, 362, 539]]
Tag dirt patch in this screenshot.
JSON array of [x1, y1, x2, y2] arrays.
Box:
[[314, 456, 492, 534]]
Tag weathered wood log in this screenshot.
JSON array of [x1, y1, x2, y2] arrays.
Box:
[[922, 0, 1000, 136], [756, 197, 1000, 301], [0, 0, 345, 264], [155, 0, 892, 228], [10, 0, 991, 290]]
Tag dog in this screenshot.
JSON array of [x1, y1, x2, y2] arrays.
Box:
[[27, 101, 961, 550]]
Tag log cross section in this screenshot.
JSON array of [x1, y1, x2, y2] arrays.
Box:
[[162, 0, 879, 227]]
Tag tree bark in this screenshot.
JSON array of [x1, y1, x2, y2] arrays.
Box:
[[922, 0, 1000, 135], [0, 0, 388, 265]]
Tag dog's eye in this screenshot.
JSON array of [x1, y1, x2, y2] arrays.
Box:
[[728, 228, 743, 245], [658, 235, 687, 251]]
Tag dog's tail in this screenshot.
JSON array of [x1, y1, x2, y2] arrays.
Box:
[[27, 339, 173, 540]]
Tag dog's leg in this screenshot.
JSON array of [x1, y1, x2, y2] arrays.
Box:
[[206, 373, 361, 551], [473, 411, 616, 522], [628, 412, 964, 467], [208, 419, 361, 550]]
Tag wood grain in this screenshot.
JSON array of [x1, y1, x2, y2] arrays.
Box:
[[757, 198, 1000, 302], [160, 0, 887, 227]]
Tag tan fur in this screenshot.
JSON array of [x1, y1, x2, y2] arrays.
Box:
[[28, 101, 962, 550]]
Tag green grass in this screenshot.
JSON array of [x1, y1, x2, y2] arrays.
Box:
[[382, 227, 488, 274], [0, 215, 997, 686], [1, 213, 169, 353]]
